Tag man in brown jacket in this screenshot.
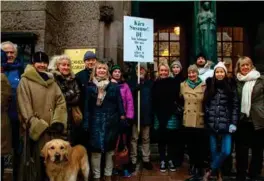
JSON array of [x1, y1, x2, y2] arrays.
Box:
[[1, 69, 12, 180], [17, 52, 67, 181]]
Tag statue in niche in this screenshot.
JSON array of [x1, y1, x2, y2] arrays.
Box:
[[197, 1, 216, 61]]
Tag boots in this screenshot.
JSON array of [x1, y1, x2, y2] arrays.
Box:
[[104, 176, 112, 181]]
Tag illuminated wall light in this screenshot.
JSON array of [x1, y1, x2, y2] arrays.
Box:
[[174, 27, 180, 35]]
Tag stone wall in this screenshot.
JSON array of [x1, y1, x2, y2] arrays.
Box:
[[1, 1, 131, 64], [1, 1, 46, 51]]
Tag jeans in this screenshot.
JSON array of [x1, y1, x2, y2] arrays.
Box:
[[210, 133, 231, 170]]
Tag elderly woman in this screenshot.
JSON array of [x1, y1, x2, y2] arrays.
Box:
[[235, 56, 264, 181], [17, 52, 67, 181], [180, 64, 207, 178], [86, 62, 125, 181], [152, 62, 183, 172], [49, 55, 81, 145]]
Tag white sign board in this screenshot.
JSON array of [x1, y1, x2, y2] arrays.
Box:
[[123, 16, 153, 63]]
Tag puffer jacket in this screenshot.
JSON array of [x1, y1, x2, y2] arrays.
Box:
[[204, 78, 239, 133]]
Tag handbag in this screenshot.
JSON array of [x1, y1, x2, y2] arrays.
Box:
[[71, 106, 83, 125], [113, 134, 129, 169]]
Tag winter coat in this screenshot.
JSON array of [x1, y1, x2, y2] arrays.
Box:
[[133, 79, 153, 125], [180, 80, 205, 128], [119, 82, 134, 119], [204, 78, 239, 133], [152, 77, 182, 130], [86, 81, 125, 152], [76, 69, 92, 119], [17, 65, 67, 150], [237, 75, 264, 130], [3, 61, 24, 150], [1, 73, 12, 155], [198, 62, 214, 82], [17, 65, 67, 181], [52, 71, 81, 133]]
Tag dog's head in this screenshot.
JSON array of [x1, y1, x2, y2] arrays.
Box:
[[41, 139, 72, 163]]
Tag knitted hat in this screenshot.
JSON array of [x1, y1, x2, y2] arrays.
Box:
[[171, 60, 182, 70], [32, 51, 49, 64], [214, 61, 227, 73], [83, 51, 96, 61], [196, 52, 206, 60], [110, 64, 121, 74], [188, 64, 199, 74]]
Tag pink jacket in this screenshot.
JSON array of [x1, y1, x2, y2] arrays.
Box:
[[119, 82, 134, 119]]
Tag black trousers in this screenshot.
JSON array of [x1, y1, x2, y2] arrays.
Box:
[[235, 122, 264, 180], [158, 129, 184, 165], [184, 127, 209, 169]]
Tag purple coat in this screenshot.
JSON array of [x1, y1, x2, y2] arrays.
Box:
[[119, 82, 134, 119]]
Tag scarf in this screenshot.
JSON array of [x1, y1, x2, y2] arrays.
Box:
[[186, 77, 202, 89], [237, 69, 260, 117], [93, 77, 110, 106]]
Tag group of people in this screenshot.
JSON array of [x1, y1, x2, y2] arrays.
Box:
[[1, 40, 264, 181]]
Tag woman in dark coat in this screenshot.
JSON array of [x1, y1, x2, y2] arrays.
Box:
[[49, 55, 81, 145], [203, 62, 239, 181], [234, 56, 264, 181], [152, 62, 182, 172], [86, 62, 125, 181]]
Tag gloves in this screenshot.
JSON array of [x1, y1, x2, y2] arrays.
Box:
[[229, 124, 237, 133], [49, 122, 64, 134]]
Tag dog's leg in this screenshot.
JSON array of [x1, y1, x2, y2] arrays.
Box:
[[80, 154, 89, 181]]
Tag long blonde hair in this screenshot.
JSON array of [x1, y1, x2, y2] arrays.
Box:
[[235, 56, 255, 75], [90, 62, 110, 81]]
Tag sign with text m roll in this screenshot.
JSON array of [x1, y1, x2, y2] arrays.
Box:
[[123, 16, 153, 63]]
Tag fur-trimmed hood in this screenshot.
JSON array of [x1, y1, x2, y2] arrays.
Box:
[[22, 64, 54, 87]]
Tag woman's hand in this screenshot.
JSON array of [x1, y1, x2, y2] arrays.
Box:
[[120, 115, 126, 120]]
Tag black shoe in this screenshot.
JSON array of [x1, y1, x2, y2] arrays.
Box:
[[143, 161, 153, 170], [129, 163, 136, 172], [168, 160, 176, 172], [160, 160, 167, 173]]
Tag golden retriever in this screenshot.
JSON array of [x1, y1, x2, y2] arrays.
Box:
[[41, 139, 89, 181]]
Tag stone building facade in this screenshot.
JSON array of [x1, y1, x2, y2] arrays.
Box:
[[1, 1, 131, 65]]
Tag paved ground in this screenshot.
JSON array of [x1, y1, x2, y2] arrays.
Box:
[[3, 161, 264, 181]]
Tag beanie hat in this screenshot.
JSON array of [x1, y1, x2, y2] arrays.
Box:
[[1, 50, 7, 63], [196, 52, 207, 63], [32, 51, 49, 64], [214, 61, 227, 73], [110, 64, 121, 74], [171, 60, 182, 70], [188, 64, 199, 74], [83, 51, 96, 61]]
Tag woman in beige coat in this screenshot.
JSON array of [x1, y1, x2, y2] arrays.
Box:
[[17, 52, 67, 181], [180, 64, 207, 179]]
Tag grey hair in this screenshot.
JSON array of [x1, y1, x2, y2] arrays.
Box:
[[48, 54, 72, 72], [1, 41, 18, 55]]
